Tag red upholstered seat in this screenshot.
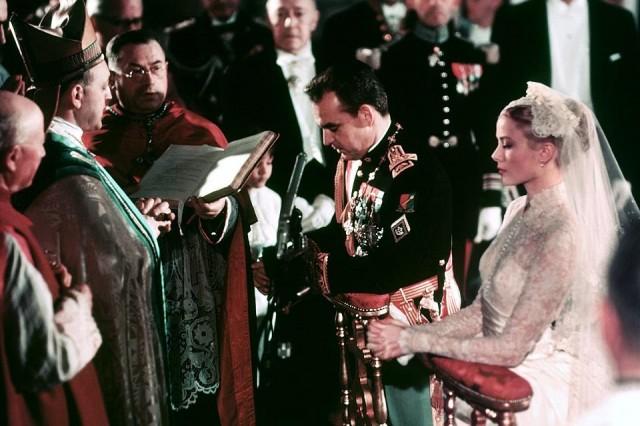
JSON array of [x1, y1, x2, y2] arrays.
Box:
[[327, 292, 390, 317], [429, 356, 533, 406]]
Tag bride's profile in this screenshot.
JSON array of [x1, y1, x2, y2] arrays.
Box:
[[367, 82, 640, 424]]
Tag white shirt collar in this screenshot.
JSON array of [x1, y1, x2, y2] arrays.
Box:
[[547, 0, 587, 14], [276, 43, 315, 67], [49, 117, 85, 149]]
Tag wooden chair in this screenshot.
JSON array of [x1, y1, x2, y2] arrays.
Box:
[[426, 356, 533, 426], [327, 292, 391, 426]]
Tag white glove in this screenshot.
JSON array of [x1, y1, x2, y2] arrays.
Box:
[[474, 206, 502, 243], [355, 47, 382, 70], [293, 196, 314, 217], [298, 194, 335, 233]]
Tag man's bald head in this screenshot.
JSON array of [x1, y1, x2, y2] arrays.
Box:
[[0, 91, 46, 192], [0, 91, 44, 151]]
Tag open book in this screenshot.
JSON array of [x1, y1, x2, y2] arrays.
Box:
[[131, 131, 278, 203]]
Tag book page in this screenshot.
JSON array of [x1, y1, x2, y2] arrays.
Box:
[[197, 153, 250, 197], [198, 131, 278, 202], [131, 131, 278, 203], [131, 144, 224, 201]]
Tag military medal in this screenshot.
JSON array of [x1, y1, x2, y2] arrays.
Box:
[[391, 214, 411, 243]]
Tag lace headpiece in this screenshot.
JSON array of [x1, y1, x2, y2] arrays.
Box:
[[503, 82, 581, 141]]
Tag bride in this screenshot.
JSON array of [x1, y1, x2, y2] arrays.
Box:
[[367, 82, 639, 425]]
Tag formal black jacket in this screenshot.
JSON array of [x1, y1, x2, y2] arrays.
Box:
[[321, 0, 400, 66], [490, 0, 640, 193], [166, 11, 273, 124], [221, 46, 337, 202], [324, 123, 452, 294], [378, 32, 490, 236]]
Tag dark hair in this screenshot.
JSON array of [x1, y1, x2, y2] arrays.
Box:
[[305, 60, 388, 116], [105, 29, 162, 67], [608, 222, 640, 353]]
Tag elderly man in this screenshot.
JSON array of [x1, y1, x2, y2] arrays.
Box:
[[223, 0, 336, 229], [0, 90, 107, 426], [87, 0, 143, 50], [222, 1, 341, 422], [9, 2, 173, 425], [85, 29, 256, 426]]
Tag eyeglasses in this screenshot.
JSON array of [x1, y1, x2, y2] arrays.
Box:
[[95, 14, 143, 28], [120, 62, 168, 80]]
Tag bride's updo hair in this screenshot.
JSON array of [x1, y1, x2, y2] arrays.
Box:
[[501, 104, 557, 146], [501, 84, 592, 167]]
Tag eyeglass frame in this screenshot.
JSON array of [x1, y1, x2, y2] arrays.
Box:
[[114, 61, 168, 80]]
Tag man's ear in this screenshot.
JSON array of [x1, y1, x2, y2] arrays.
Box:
[[357, 104, 374, 126], [1, 145, 20, 173], [309, 8, 319, 32], [68, 82, 85, 110]]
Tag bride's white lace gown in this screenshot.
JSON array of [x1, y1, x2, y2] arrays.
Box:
[[410, 182, 589, 424]]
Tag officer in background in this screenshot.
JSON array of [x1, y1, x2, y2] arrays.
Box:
[[166, 0, 272, 124], [378, 0, 502, 297]]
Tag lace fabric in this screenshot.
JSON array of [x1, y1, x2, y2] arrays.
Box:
[[161, 224, 227, 410]]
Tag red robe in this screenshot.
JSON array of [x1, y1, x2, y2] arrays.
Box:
[[0, 191, 109, 426], [85, 102, 256, 426]]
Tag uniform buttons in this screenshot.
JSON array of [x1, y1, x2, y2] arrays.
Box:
[[443, 118, 450, 125], [442, 83, 448, 89], [443, 130, 450, 136], [443, 142, 450, 148], [443, 106, 450, 113], [440, 72, 448, 78], [438, 61, 445, 66], [356, 170, 364, 177], [443, 95, 450, 101]]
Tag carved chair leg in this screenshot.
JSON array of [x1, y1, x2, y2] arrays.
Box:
[[471, 408, 486, 426], [496, 412, 516, 426], [370, 355, 388, 425], [443, 386, 456, 426], [335, 311, 352, 425]]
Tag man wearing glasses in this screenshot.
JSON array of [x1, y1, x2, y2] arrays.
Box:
[[85, 29, 257, 425], [87, 0, 143, 50]]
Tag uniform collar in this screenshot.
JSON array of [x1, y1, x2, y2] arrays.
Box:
[[413, 22, 449, 44], [361, 121, 402, 166]]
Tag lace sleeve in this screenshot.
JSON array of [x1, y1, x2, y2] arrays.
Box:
[[404, 223, 576, 367], [414, 295, 483, 338]]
